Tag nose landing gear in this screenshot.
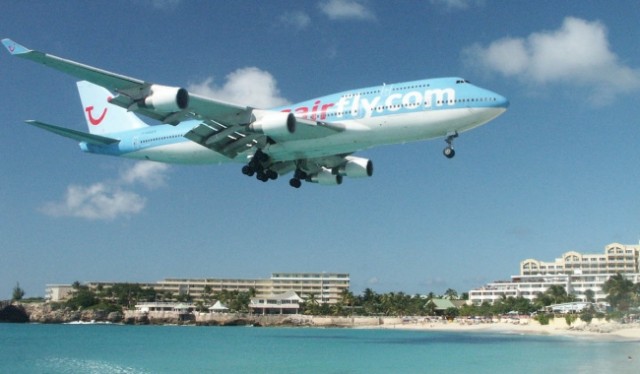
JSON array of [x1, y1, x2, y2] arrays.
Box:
[[443, 131, 458, 159]]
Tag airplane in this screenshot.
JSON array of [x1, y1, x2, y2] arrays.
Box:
[[2, 38, 509, 188]]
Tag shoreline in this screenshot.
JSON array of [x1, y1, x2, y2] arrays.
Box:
[[7, 302, 640, 341], [367, 317, 640, 342]]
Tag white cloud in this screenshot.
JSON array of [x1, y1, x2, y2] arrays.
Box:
[[464, 17, 640, 103], [429, 0, 478, 10], [188, 67, 290, 108], [280, 11, 311, 30], [319, 0, 376, 21], [42, 161, 170, 221], [120, 162, 169, 189], [42, 183, 146, 220]]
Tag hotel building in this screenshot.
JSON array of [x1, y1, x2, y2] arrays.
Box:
[[150, 272, 349, 304], [48, 272, 349, 304], [468, 243, 640, 305]]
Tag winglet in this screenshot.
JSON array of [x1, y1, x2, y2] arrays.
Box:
[[2, 38, 31, 55]]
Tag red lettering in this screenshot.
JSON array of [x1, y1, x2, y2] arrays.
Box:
[[311, 100, 320, 120], [320, 103, 334, 120], [295, 107, 309, 119]]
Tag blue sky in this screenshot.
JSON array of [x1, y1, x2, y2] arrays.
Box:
[[1, 0, 639, 299]]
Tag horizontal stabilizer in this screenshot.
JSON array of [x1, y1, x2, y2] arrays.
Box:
[[25, 120, 120, 145]]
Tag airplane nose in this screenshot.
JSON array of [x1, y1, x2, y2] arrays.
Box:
[[495, 94, 509, 109]]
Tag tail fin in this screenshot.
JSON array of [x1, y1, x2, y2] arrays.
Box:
[[77, 81, 148, 135]]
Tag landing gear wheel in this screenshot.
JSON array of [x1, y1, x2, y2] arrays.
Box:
[[289, 178, 302, 188], [294, 169, 308, 180], [443, 146, 455, 159], [267, 170, 278, 180], [242, 165, 255, 176], [443, 131, 458, 159], [256, 172, 269, 182]]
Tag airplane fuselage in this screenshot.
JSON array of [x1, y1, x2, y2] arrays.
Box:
[[83, 77, 508, 164]]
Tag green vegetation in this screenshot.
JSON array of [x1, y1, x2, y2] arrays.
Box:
[[564, 314, 577, 326], [12, 282, 25, 301], [580, 306, 594, 324], [212, 289, 255, 313], [64, 282, 157, 312], [535, 313, 552, 325], [602, 273, 639, 312]]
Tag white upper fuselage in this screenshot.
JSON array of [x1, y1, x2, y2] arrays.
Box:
[[81, 77, 508, 164]]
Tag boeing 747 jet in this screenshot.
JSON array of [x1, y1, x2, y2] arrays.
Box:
[[2, 39, 508, 188]]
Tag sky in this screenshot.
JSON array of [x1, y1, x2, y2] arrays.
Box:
[[1, 0, 639, 299]]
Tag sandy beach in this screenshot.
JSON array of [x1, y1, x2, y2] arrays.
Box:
[[372, 316, 640, 341]]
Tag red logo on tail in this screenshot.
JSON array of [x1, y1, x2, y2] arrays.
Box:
[[85, 106, 107, 125]]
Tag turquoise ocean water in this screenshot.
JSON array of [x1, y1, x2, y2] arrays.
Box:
[[1, 324, 639, 373]]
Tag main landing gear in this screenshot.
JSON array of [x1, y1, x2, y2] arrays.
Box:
[[443, 131, 458, 159], [241, 150, 278, 182], [289, 169, 308, 189]]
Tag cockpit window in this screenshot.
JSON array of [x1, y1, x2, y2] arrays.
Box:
[[456, 79, 470, 84]]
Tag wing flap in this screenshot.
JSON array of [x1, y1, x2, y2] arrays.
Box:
[[25, 120, 120, 145], [185, 121, 259, 159]]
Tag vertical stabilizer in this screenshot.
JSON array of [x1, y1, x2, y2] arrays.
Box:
[[77, 81, 148, 135]]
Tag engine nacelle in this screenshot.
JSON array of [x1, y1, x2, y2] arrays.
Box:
[[248, 110, 296, 137], [144, 84, 189, 112], [309, 169, 343, 185], [336, 156, 373, 178]]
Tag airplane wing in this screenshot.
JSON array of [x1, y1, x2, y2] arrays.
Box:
[[25, 120, 119, 145], [1, 39, 250, 126], [2, 38, 342, 160]]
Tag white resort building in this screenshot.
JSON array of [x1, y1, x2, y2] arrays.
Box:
[[149, 272, 349, 304], [249, 290, 304, 315], [469, 243, 640, 305], [47, 272, 349, 305], [45, 284, 74, 302]]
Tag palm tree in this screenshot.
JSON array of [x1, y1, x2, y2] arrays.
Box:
[[339, 289, 355, 316], [584, 289, 595, 303], [304, 293, 320, 315], [602, 273, 636, 312], [545, 285, 576, 304], [12, 282, 25, 301], [362, 288, 376, 303], [444, 288, 458, 300], [202, 285, 213, 304]]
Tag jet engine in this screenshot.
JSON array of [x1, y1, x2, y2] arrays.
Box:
[[335, 156, 373, 178], [144, 84, 189, 112], [309, 169, 343, 185], [248, 109, 296, 137]]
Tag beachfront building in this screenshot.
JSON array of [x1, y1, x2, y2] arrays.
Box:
[[545, 302, 607, 314], [45, 284, 74, 302], [76, 272, 349, 304], [134, 302, 195, 313], [249, 290, 304, 315], [146, 272, 349, 304], [468, 243, 640, 305], [427, 298, 467, 316]]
